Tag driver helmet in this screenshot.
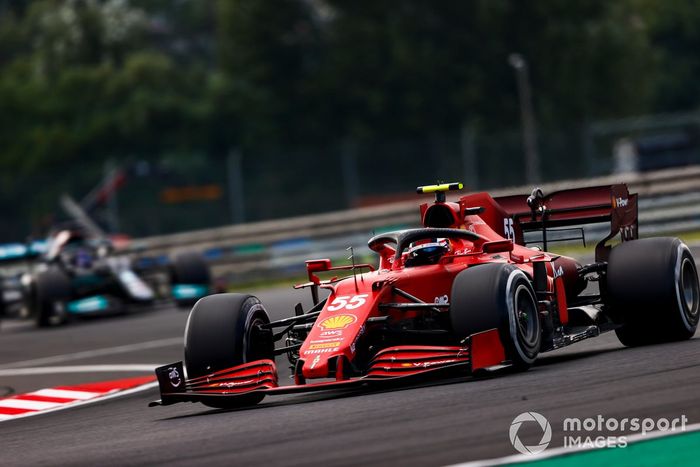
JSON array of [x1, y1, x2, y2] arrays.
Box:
[[73, 248, 93, 268], [405, 238, 450, 267]]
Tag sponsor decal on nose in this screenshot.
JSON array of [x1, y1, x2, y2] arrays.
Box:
[[317, 314, 357, 330]]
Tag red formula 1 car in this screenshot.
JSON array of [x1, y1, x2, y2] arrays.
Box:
[[150, 183, 699, 409]]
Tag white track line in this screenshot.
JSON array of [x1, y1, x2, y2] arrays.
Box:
[[0, 399, 63, 410], [447, 422, 700, 466], [0, 381, 158, 423], [0, 337, 181, 369], [32, 389, 101, 400], [0, 364, 161, 376]]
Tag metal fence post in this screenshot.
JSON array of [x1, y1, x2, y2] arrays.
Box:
[[227, 149, 245, 224], [509, 53, 541, 184], [460, 125, 479, 190]]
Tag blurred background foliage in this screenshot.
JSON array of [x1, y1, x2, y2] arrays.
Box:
[[0, 0, 699, 239]]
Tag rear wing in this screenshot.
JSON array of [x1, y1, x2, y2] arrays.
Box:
[[494, 184, 638, 262]]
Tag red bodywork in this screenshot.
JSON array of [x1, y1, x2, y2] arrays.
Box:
[[152, 184, 637, 406]]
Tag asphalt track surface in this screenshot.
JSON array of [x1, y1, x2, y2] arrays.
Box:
[[1, 260, 700, 466]]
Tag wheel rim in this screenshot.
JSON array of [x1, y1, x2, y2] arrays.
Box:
[[680, 257, 699, 319], [514, 284, 538, 345], [245, 316, 271, 362]]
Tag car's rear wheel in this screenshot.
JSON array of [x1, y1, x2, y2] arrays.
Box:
[[606, 237, 699, 346], [184, 293, 274, 408], [450, 263, 540, 370], [171, 252, 211, 308], [33, 268, 72, 327]]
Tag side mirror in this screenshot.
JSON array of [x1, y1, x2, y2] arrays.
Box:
[[306, 258, 332, 273], [482, 240, 514, 254], [306, 258, 332, 285]]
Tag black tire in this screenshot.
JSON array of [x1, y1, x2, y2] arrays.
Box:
[[33, 268, 72, 327], [171, 252, 211, 308], [184, 293, 274, 408], [607, 238, 699, 346], [450, 263, 540, 370]]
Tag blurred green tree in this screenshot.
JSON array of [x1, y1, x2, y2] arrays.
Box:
[[0, 0, 208, 172], [0, 0, 697, 239], [310, 0, 654, 138], [214, 0, 322, 147], [640, 0, 700, 111], [0, 0, 212, 237]]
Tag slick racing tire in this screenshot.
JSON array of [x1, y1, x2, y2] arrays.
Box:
[[184, 293, 274, 408], [33, 268, 72, 327], [171, 252, 211, 308], [607, 238, 699, 346], [450, 263, 540, 370]]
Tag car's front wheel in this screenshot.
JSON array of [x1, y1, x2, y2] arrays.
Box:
[[450, 263, 541, 370], [184, 293, 274, 408]]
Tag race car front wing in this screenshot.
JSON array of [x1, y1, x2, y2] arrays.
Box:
[[149, 329, 506, 407]]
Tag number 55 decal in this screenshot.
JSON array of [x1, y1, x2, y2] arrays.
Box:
[[327, 294, 369, 311], [503, 218, 515, 240]]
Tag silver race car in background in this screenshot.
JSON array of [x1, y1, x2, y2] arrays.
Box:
[[0, 225, 210, 327]]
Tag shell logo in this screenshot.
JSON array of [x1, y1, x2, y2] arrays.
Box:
[[318, 314, 357, 330]]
